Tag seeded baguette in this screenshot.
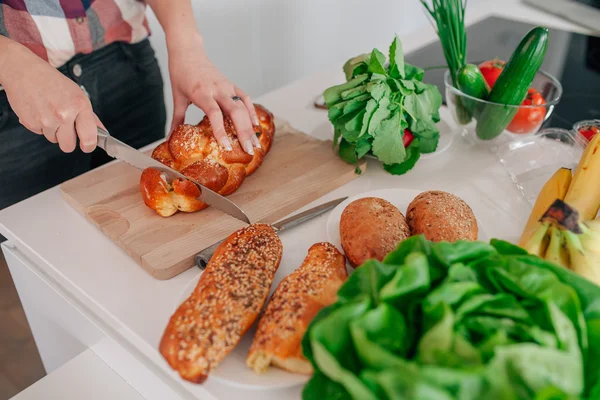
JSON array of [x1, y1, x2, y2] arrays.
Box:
[[246, 242, 348, 375], [159, 223, 283, 384]]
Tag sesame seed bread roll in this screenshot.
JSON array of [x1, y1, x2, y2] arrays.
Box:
[[159, 223, 283, 384], [246, 242, 348, 375], [406, 190, 478, 242], [339, 197, 411, 268]]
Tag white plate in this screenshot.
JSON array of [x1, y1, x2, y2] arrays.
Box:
[[171, 187, 486, 390], [174, 274, 310, 390], [326, 188, 488, 254]]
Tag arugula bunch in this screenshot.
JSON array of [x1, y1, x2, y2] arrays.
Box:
[[301, 236, 600, 400], [323, 36, 442, 175]]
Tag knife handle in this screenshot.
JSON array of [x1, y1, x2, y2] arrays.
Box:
[[195, 239, 226, 270]]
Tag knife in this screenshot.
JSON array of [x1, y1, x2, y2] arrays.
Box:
[[194, 196, 348, 270], [96, 127, 251, 224]]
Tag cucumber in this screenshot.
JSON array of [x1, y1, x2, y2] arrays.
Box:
[[456, 63, 490, 116], [475, 27, 549, 140], [453, 97, 473, 125], [454, 96, 473, 125]]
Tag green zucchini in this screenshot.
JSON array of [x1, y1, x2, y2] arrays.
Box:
[[475, 27, 549, 140], [457, 63, 490, 116]]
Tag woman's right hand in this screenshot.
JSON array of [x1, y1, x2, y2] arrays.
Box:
[[0, 38, 101, 153]]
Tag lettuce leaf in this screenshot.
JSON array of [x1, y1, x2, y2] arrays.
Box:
[[302, 236, 600, 400]]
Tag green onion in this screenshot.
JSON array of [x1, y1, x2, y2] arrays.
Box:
[[419, 0, 468, 88]]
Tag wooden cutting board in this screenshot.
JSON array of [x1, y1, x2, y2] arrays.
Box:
[[59, 118, 366, 280]]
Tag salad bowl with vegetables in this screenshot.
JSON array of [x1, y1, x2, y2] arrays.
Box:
[[445, 65, 563, 145], [420, 0, 563, 146]]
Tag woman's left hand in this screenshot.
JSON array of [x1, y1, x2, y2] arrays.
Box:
[[166, 33, 260, 155]]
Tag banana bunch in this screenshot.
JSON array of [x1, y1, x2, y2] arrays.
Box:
[[522, 199, 600, 285], [517, 167, 572, 249], [518, 131, 600, 286]]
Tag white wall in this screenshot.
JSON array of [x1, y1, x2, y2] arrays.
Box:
[[145, 0, 471, 129]]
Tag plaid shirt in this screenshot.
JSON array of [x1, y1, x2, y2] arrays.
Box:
[[0, 0, 150, 68]]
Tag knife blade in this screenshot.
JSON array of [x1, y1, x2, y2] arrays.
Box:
[[194, 196, 348, 270], [96, 127, 251, 224], [270, 197, 347, 232]]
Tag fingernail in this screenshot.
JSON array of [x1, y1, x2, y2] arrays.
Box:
[[220, 136, 233, 151], [252, 134, 262, 149], [253, 115, 260, 126], [243, 140, 254, 155], [83, 141, 96, 153]]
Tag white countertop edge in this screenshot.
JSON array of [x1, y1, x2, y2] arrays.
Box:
[[2, 239, 217, 400]]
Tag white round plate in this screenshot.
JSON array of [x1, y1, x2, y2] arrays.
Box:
[[174, 274, 310, 390], [326, 188, 488, 254]]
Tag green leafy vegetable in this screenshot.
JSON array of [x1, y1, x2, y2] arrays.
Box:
[[404, 85, 443, 153], [343, 55, 369, 82], [337, 138, 358, 164], [419, 0, 466, 87], [349, 304, 410, 368], [371, 112, 405, 165], [323, 35, 442, 175], [336, 259, 398, 304], [380, 252, 431, 303], [354, 136, 371, 159], [419, 0, 473, 124], [382, 138, 421, 176], [388, 36, 405, 78], [302, 237, 600, 400], [303, 372, 352, 400]]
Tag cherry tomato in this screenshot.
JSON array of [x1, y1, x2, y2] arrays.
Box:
[[403, 129, 414, 147], [478, 59, 506, 88], [579, 125, 600, 142], [506, 88, 546, 134]]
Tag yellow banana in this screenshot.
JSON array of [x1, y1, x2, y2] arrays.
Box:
[[564, 230, 600, 286], [545, 227, 570, 269], [577, 220, 600, 257], [564, 132, 600, 220], [520, 197, 600, 286], [558, 231, 571, 268], [518, 168, 572, 247], [523, 222, 551, 258]]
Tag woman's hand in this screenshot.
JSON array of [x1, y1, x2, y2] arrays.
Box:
[[0, 37, 101, 153], [166, 33, 260, 155]]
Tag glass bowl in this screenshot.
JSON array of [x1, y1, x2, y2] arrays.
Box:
[[444, 68, 563, 148], [495, 127, 586, 206], [572, 119, 600, 145]]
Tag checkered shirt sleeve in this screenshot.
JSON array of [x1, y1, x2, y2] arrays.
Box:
[[0, 0, 150, 68]]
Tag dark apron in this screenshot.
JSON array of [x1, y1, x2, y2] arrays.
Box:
[[0, 38, 167, 212]]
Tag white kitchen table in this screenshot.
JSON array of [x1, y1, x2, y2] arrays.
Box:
[[0, 1, 593, 399]]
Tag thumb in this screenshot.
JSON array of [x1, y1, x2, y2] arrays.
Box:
[[169, 94, 188, 137]]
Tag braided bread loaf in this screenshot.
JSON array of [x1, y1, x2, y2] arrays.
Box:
[[140, 104, 275, 217]]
